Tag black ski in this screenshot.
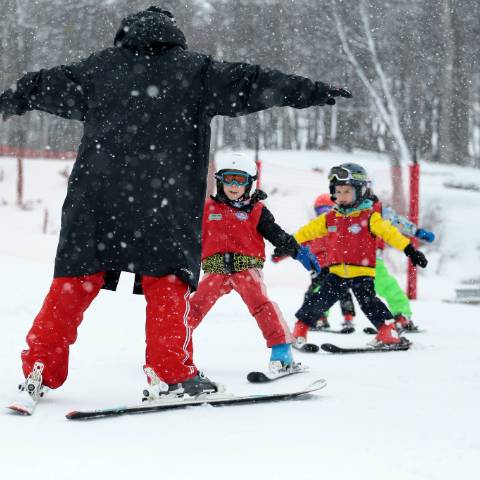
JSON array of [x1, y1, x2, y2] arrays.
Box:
[[293, 342, 320, 353], [363, 326, 425, 335], [247, 363, 308, 383], [322, 326, 355, 334], [321, 340, 411, 354], [66, 379, 327, 421]]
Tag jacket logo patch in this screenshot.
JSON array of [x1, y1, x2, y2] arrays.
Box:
[[209, 213, 222, 221], [348, 224, 362, 234], [235, 212, 249, 221], [328, 226, 337, 232]]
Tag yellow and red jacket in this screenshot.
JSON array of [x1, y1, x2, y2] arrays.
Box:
[[294, 202, 411, 278]]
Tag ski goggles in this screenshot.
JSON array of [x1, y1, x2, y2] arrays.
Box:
[[216, 171, 252, 186], [328, 166, 367, 183], [314, 205, 333, 216]]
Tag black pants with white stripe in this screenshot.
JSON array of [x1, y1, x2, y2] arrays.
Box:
[[296, 273, 392, 328]]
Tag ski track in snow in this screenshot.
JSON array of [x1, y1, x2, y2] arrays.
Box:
[[1, 150, 479, 479]]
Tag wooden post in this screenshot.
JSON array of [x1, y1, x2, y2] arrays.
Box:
[[16, 155, 24, 207], [42, 208, 49, 234]]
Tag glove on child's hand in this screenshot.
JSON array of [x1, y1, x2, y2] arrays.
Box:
[[404, 244, 428, 268], [415, 228, 435, 243], [295, 245, 321, 273]]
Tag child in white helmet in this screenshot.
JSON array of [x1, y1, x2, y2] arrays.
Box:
[[188, 153, 320, 373]]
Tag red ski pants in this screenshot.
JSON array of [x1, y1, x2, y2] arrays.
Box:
[[21, 272, 196, 389], [189, 269, 292, 347]]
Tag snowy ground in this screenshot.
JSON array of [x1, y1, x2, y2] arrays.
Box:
[[1, 150, 479, 479]]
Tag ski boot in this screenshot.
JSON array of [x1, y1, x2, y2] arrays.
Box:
[[341, 313, 355, 328], [394, 314, 419, 333], [293, 320, 310, 350], [143, 367, 223, 402], [269, 343, 298, 374], [309, 316, 330, 331], [367, 321, 410, 349], [8, 362, 49, 415], [169, 372, 223, 397]]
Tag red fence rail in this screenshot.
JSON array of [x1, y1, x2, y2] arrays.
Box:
[[0, 145, 76, 160]]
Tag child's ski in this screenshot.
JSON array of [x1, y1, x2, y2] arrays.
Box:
[[293, 342, 320, 353], [6, 397, 37, 416], [363, 326, 425, 335], [66, 379, 327, 421], [247, 363, 308, 383], [6, 388, 45, 416], [321, 341, 411, 354], [7, 363, 48, 416], [320, 326, 355, 335]]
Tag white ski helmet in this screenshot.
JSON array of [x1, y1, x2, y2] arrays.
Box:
[[215, 152, 257, 178]]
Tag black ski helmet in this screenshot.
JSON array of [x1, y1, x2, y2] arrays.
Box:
[[328, 163, 369, 207]]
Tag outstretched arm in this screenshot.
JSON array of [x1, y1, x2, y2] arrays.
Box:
[[0, 59, 91, 121], [293, 214, 329, 244], [370, 212, 428, 268], [203, 58, 351, 117], [258, 206, 299, 257], [259, 207, 321, 273], [382, 206, 435, 242], [370, 211, 411, 250]]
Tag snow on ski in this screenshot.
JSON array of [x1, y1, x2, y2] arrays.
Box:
[[65, 379, 327, 421]]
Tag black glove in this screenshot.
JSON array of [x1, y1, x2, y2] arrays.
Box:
[[317, 83, 353, 105], [0, 93, 19, 121], [404, 244, 428, 268]]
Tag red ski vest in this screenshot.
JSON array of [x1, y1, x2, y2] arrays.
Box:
[[201, 199, 266, 260], [324, 208, 377, 268], [304, 237, 329, 268]]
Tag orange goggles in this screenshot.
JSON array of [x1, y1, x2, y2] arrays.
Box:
[[217, 171, 252, 186]]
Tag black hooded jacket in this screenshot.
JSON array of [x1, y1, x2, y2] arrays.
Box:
[[0, 8, 335, 292]]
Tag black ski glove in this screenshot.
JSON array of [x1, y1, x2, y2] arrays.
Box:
[[317, 83, 353, 105], [0, 91, 25, 121], [404, 243, 428, 268]]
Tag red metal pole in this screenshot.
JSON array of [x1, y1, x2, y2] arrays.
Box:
[[255, 159, 262, 190], [407, 160, 420, 299]]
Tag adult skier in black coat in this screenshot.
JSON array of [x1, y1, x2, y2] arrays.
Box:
[[1, 6, 352, 405]]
